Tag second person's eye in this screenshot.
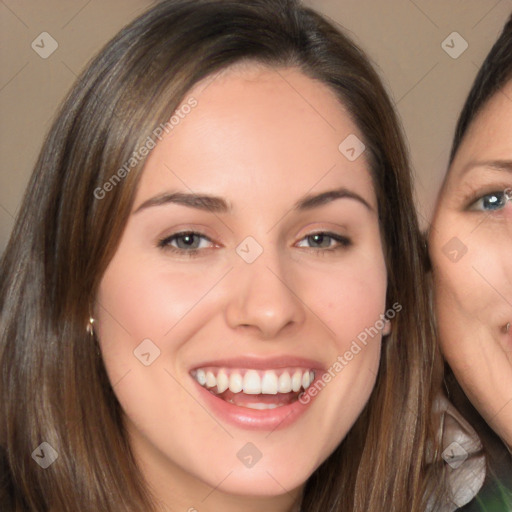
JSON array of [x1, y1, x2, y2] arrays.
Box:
[[470, 191, 510, 211]]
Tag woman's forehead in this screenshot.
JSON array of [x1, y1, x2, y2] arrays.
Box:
[[133, 64, 376, 212]]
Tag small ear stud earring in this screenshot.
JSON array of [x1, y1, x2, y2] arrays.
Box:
[[502, 322, 511, 334], [86, 317, 95, 336]]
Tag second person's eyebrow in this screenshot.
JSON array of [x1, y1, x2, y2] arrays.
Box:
[[133, 186, 372, 214], [460, 159, 512, 177]]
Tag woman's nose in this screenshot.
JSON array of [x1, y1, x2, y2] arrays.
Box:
[[224, 247, 307, 340]]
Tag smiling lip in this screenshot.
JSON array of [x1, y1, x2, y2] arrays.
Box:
[[190, 356, 325, 430]]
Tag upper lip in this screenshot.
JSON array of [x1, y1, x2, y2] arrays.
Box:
[[190, 355, 325, 372]]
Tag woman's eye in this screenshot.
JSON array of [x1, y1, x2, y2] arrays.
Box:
[[158, 231, 214, 255], [296, 232, 351, 251], [157, 230, 351, 258], [469, 191, 510, 211]]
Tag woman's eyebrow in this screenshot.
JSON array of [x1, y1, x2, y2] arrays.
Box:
[[294, 187, 372, 211], [133, 186, 372, 214], [133, 192, 229, 214], [459, 159, 512, 177]]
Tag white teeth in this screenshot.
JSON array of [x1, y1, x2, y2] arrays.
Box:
[[302, 371, 311, 389], [193, 368, 316, 395], [243, 403, 279, 410], [216, 369, 229, 393], [229, 373, 243, 393], [206, 371, 216, 388], [278, 372, 292, 393], [243, 370, 261, 394], [291, 370, 302, 392], [195, 369, 206, 386], [261, 372, 278, 394]]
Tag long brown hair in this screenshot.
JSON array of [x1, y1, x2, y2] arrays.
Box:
[[0, 1, 444, 510]]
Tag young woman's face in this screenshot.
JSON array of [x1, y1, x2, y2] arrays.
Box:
[[96, 64, 388, 509], [429, 80, 512, 450]]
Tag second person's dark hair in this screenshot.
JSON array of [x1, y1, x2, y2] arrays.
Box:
[[450, 14, 512, 162]]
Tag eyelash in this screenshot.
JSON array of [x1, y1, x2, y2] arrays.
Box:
[[157, 231, 352, 258]]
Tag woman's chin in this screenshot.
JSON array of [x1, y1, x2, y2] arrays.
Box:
[[194, 461, 311, 498], [219, 475, 300, 497]]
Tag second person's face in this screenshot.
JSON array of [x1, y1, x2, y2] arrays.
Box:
[[429, 80, 512, 450]]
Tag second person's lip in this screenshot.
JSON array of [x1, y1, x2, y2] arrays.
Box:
[[500, 321, 512, 351]]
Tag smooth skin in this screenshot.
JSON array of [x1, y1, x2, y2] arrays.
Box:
[[95, 63, 390, 512], [430, 81, 512, 452]]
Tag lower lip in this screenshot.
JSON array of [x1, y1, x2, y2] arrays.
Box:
[[193, 380, 317, 431]]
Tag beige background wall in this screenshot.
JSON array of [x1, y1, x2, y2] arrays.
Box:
[[0, 0, 510, 252]]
